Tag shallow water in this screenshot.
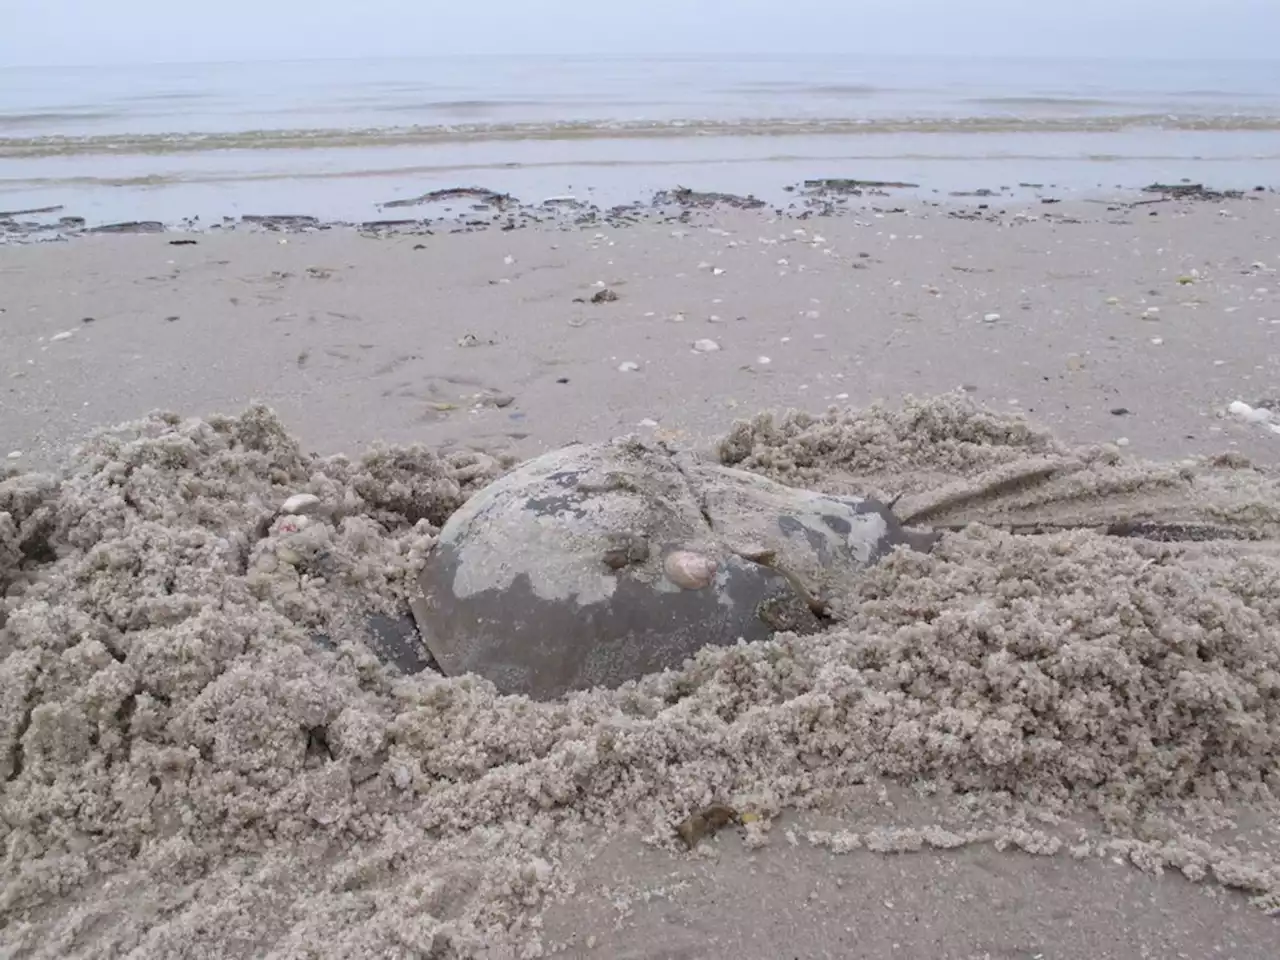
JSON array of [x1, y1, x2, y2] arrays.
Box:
[[2, 54, 1278, 222], [5, 54, 1280, 139]]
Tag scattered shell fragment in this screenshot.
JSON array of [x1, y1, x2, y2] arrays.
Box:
[[983, 313, 1001, 323], [617, 361, 640, 373], [692, 339, 721, 353], [50, 330, 75, 342], [663, 550, 718, 589], [1228, 400, 1273, 424]]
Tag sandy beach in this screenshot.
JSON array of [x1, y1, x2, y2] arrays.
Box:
[[3, 190, 1280, 958], [4, 192, 1279, 468]]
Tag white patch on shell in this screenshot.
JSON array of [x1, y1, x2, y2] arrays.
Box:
[[663, 550, 718, 589], [452, 510, 620, 606], [443, 448, 636, 606], [846, 512, 888, 565]]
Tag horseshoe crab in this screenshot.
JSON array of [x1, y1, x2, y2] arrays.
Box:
[[408, 437, 939, 700]]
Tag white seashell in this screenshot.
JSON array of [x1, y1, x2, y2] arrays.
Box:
[[663, 550, 718, 590], [1228, 400, 1272, 424], [282, 493, 322, 515], [692, 339, 721, 353]]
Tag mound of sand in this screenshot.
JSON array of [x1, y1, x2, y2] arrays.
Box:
[[1, 396, 1278, 958]]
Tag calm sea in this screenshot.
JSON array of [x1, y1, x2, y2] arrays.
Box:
[[2, 54, 1278, 223]]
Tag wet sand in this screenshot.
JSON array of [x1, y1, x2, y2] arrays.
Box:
[[2, 194, 1279, 958], [3, 195, 1279, 469]]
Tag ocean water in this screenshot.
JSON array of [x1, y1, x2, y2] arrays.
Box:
[[2, 54, 1278, 223]]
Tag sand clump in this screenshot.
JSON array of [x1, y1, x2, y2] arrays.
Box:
[[2, 396, 1280, 957]]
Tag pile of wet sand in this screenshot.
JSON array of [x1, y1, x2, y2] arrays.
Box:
[[1, 395, 1278, 958]]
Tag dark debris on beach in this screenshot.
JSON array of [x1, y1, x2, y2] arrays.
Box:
[[1, 178, 1274, 245]]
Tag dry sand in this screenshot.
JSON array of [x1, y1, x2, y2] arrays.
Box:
[[2, 197, 1280, 958]]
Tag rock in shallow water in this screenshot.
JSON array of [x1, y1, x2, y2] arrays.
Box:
[[409, 438, 938, 700]]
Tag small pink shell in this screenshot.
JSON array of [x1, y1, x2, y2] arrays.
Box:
[[663, 550, 718, 590]]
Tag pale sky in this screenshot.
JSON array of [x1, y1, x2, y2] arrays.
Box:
[[2, 0, 1277, 66]]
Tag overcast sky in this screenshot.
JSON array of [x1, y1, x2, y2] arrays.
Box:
[[3, 0, 1276, 66]]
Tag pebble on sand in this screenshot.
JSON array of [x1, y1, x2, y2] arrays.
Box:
[[49, 330, 75, 342], [692, 339, 721, 353], [617, 361, 641, 372]]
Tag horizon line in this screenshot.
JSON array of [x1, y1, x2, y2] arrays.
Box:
[[4, 51, 1279, 70]]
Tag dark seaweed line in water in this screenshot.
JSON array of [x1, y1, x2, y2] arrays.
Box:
[[5, 113, 1280, 157], [11, 150, 1275, 191]]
